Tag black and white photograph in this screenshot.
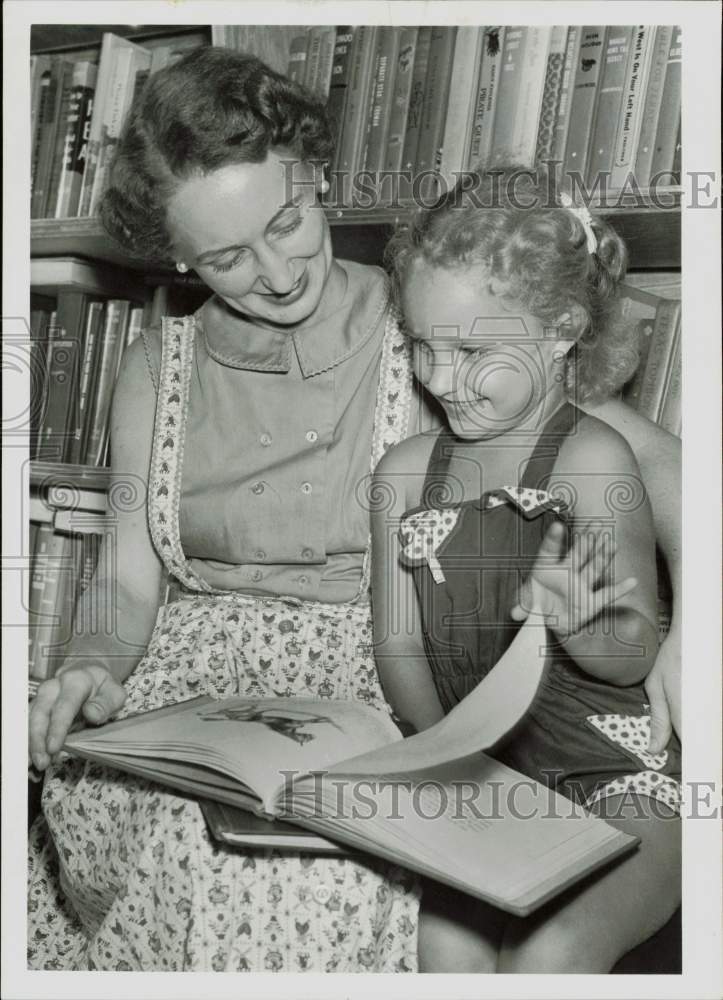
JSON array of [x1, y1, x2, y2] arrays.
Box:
[[3, 1, 721, 997]]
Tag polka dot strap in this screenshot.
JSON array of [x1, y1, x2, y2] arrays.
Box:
[[488, 486, 568, 519], [354, 301, 414, 602], [147, 317, 220, 594]]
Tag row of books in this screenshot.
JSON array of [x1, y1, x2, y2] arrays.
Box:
[[31, 273, 145, 466], [30, 30, 207, 219], [28, 523, 101, 679], [282, 24, 682, 194], [620, 276, 682, 436]]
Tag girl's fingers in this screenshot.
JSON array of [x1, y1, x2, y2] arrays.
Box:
[[592, 576, 638, 613], [536, 520, 566, 564]]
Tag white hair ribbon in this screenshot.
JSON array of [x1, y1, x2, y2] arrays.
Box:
[[559, 192, 598, 255]]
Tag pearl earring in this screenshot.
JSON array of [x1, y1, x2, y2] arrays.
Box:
[[319, 179, 330, 194], [176, 262, 189, 274]]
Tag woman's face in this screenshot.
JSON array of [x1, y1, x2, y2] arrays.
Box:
[[166, 150, 333, 327], [402, 261, 569, 440]]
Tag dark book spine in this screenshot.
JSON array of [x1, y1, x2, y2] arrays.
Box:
[[585, 27, 635, 185], [31, 59, 65, 218], [44, 61, 77, 219], [326, 27, 354, 166], [67, 300, 104, 465], [54, 63, 98, 218], [286, 31, 309, 83], [415, 27, 457, 173], [670, 118, 681, 185], [363, 28, 401, 175], [383, 27, 419, 174], [83, 300, 127, 467], [400, 26, 432, 173], [649, 27, 682, 183], [35, 321, 82, 462], [535, 26, 568, 164], [561, 26, 605, 183]]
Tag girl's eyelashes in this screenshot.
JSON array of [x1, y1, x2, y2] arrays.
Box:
[[208, 214, 304, 274]]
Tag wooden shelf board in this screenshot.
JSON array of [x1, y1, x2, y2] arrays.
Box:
[[30, 461, 111, 491]]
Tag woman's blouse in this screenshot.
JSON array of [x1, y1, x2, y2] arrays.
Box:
[[141, 258, 417, 604]]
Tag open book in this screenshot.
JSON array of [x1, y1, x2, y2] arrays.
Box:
[[64, 618, 638, 916]]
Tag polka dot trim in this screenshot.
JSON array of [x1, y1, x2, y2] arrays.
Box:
[[586, 713, 669, 770], [399, 509, 461, 567], [586, 771, 681, 815], [491, 486, 568, 520]]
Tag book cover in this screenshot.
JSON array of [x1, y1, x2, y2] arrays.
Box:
[[83, 299, 130, 467], [610, 26, 655, 191], [363, 27, 401, 175], [534, 25, 568, 165], [635, 297, 681, 422], [400, 26, 432, 174], [325, 27, 354, 162], [633, 26, 675, 188], [467, 27, 505, 168], [438, 27, 484, 188], [53, 61, 98, 218], [585, 27, 635, 187], [67, 300, 104, 465], [508, 26, 552, 168], [415, 27, 458, 174], [562, 27, 605, 185], [286, 30, 309, 84], [649, 27, 682, 184], [65, 619, 638, 916], [382, 27, 419, 174], [488, 27, 527, 167], [335, 26, 378, 181], [549, 26, 582, 166]]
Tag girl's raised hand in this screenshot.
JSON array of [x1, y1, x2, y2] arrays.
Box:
[[510, 520, 638, 637]]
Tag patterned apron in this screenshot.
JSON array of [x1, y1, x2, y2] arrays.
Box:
[[28, 304, 421, 972]]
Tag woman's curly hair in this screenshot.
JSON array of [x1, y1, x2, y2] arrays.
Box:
[[99, 47, 333, 264], [385, 164, 637, 405]]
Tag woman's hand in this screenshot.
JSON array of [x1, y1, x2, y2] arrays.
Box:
[[510, 520, 638, 636], [29, 664, 126, 770], [645, 629, 681, 752]]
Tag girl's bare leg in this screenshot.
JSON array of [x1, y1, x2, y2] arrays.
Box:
[[418, 879, 506, 973]]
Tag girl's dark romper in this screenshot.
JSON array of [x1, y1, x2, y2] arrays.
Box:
[[400, 403, 681, 813]]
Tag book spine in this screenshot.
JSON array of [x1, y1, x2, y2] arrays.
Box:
[[509, 26, 552, 168], [635, 298, 681, 421], [561, 27, 605, 184], [31, 531, 77, 679], [30, 54, 52, 173], [336, 26, 378, 178], [77, 33, 116, 217], [610, 26, 655, 190], [313, 26, 336, 99], [54, 62, 98, 218], [286, 31, 309, 83], [438, 27, 484, 188], [400, 26, 432, 173], [585, 27, 634, 186], [467, 27, 504, 168], [84, 300, 127, 467], [67, 300, 104, 465], [28, 522, 54, 678], [649, 27, 682, 184], [304, 27, 323, 92], [534, 25, 568, 164], [657, 328, 682, 436], [633, 26, 675, 188], [415, 27, 458, 174], [671, 118, 682, 185], [489, 27, 527, 167], [44, 61, 78, 218], [363, 28, 401, 175], [326, 27, 354, 166], [31, 59, 66, 218], [88, 45, 134, 216], [549, 27, 582, 166], [113, 300, 132, 380], [621, 315, 655, 410]]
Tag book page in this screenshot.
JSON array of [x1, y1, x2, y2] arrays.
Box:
[[65, 695, 401, 812], [329, 614, 549, 778]]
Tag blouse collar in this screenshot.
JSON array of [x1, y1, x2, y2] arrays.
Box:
[[196, 260, 389, 378]]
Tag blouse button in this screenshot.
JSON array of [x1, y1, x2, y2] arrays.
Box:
[[305, 430, 318, 443], [251, 569, 263, 582], [301, 547, 313, 560], [313, 883, 332, 905], [251, 482, 265, 495], [260, 433, 272, 447], [301, 482, 313, 495], [298, 575, 310, 586], [255, 550, 266, 561]]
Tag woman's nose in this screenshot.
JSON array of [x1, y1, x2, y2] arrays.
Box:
[[255, 245, 296, 294]]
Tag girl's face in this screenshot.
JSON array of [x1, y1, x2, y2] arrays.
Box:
[[402, 261, 571, 440], [166, 150, 333, 327]]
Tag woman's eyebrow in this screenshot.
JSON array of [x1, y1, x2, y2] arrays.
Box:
[[195, 195, 304, 264]]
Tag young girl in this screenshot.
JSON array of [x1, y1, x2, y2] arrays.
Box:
[[372, 167, 682, 973]]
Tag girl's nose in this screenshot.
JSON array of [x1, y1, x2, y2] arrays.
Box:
[[256, 244, 296, 294], [425, 354, 459, 398]]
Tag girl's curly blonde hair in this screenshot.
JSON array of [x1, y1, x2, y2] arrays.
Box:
[[385, 164, 638, 406]]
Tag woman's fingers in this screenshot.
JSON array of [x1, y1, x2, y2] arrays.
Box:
[[29, 678, 61, 768], [45, 670, 96, 756], [82, 671, 126, 724]]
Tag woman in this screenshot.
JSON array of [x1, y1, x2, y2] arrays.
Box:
[[28, 46, 681, 971]]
